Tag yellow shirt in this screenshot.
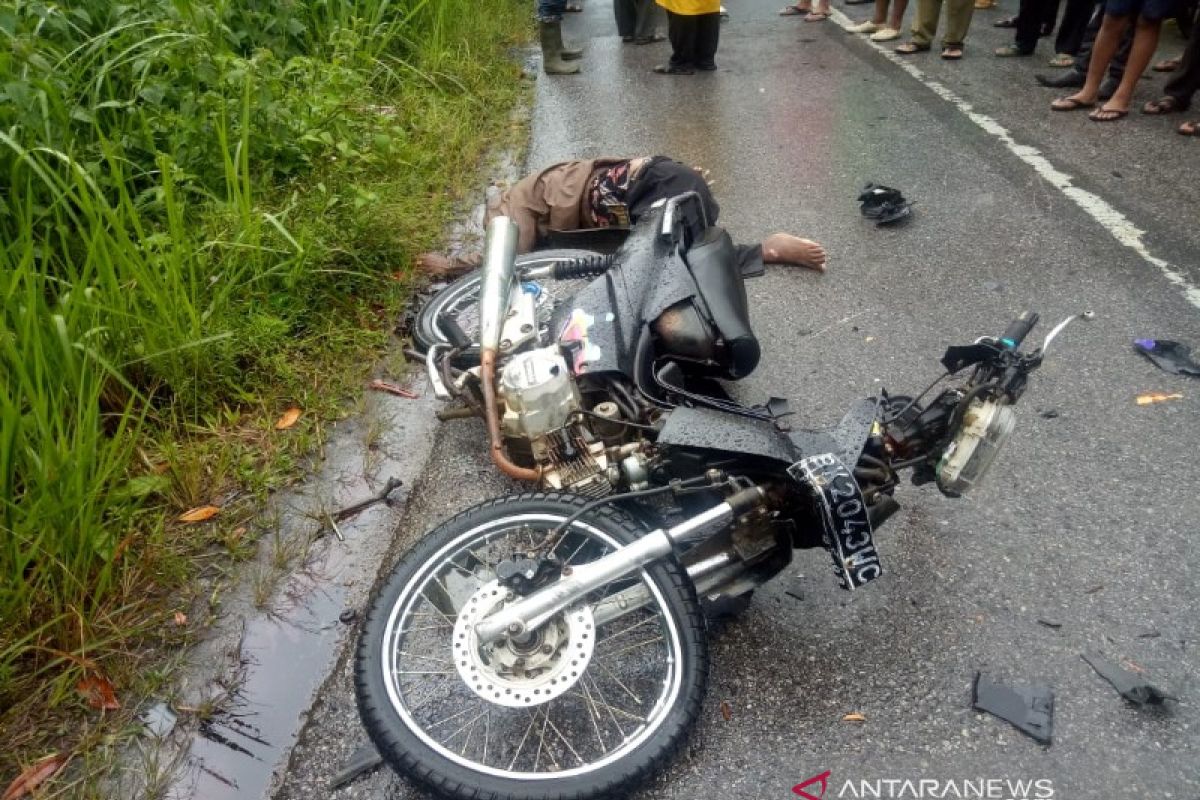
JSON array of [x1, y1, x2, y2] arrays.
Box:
[[656, 0, 721, 14]]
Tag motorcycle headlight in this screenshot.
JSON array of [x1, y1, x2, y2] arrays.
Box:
[[936, 398, 1016, 496]]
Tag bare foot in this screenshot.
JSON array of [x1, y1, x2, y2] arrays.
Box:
[[762, 233, 827, 272], [416, 252, 480, 278]]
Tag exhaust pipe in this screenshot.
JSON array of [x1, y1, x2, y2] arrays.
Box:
[[476, 217, 540, 481]]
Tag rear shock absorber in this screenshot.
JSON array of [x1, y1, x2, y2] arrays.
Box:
[[552, 253, 615, 280]]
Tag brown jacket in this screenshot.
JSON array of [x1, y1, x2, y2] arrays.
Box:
[[487, 158, 638, 253]]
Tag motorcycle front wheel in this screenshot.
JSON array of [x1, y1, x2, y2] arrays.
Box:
[[355, 493, 708, 800]]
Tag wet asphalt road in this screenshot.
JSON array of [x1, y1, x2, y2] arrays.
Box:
[[273, 2, 1200, 799]]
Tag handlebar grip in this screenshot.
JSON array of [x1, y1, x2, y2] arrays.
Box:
[[437, 313, 474, 350], [1000, 311, 1039, 349]]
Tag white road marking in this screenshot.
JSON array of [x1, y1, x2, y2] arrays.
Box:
[[830, 10, 1200, 311]]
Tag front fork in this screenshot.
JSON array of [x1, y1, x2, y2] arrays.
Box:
[[473, 487, 765, 644]]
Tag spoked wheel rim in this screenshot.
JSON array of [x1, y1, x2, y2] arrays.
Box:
[[380, 513, 684, 780]]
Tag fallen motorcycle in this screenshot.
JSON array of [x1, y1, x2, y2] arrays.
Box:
[[355, 193, 1090, 800]]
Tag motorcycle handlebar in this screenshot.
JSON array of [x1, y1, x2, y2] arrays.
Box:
[[999, 311, 1039, 350]]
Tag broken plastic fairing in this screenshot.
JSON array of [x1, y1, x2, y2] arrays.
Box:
[[936, 398, 1016, 495]]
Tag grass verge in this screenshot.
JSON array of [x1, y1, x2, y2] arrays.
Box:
[[0, 0, 531, 788]]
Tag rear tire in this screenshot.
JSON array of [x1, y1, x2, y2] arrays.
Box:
[[355, 493, 709, 800]]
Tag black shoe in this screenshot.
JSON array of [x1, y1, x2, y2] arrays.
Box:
[[1098, 75, 1121, 100], [653, 63, 696, 74], [1036, 70, 1084, 88], [696, 61, 717, 70]]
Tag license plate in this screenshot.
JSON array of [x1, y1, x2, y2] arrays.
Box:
[[788, 453, 883, 590]]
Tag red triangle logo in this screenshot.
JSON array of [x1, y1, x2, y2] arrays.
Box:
[[793, 770, 831, 800]]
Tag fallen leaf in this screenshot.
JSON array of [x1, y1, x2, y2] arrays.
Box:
[[842, 712, 867, 723], [275, 406, 302, 430], [173, 611, 188, 626], [719, 700, 732, 721], [178, 505, 220, 523], [1, 753, 68, 800], [1136, 392, 1183, 406], [77, 674, 120, 711]]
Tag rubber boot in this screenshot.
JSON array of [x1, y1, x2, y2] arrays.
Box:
[[540, 21, 581, 74]]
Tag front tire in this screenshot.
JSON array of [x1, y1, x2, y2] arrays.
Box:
[[354, 493, 709, 800]]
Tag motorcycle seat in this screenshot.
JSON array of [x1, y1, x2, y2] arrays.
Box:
[[684, 226, 761, 379]]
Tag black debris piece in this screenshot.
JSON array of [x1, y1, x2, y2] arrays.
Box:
[[1138, 631, 1162, 640], [1134, 338, 1200, 377], [1081, 652, 1175, 707], [857, 183, 914, 226], [1037, 619, 1063, 629], [972, 673, 1054, 744], [338, 608, 358, 625], [1039, 409, 1060, 419], [329, 743, 385, 791]]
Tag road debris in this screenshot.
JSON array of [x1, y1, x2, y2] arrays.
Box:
[[972, 673, 1054, 744], [179, 505, 221, 523], [1084, 584, 1105, 594], [1, 753, 69, 800], [332, 477, 404, 523], [274, 406, 302, 430], [842, 712, 866, 723], [338, 608, 358, 625], [1039, 409, 1060, 419], [720, 700, 733, 721], [1135, 392, 1183, 406], [857, 183, 914, 225], [1081, 652, 1174, 707], [140, 701, 178, 738], [328, 743, 384, 791], [368, 379, 418, 399], [1134, 338, 1200, 377], [1037, 619, 1062, 629]]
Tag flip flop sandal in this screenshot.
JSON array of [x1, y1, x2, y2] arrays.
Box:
[[1048, 53, 1075, 67], [1088, 107, 1128, 122], [994, 44, 1032, 56], [1178, 120, 1200, 136], [633, 34, 667, 43], [993, 15, 1018, 27], [780, 4, 812, 14], [1153, 57, 1181, 72], [805, 11, 832, 20], [941, 46, 964, 59], [1142, 96, 1184, 115], [653, 64, 696, 74], [895, 42, 930, 54], [1051, 96, 1094, 111]]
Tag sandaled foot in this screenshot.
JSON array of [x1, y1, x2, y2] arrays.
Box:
[[1143, 95, 1185, 115], [1048, 52, 1074, 67], [870, 26, 901, 40], [849, 20, 882, 32], [1051, 95, 1094, 111], [941, 45, 964, 59], [634, 34, 667, 43], [895, 42, 930, 54], [805, 10, 831, 21], [1153, 57, 1181, 72], [1178, 120, 1200, 136], [1088, 105, 1128, 122], [780, 3, 812, 14], [762, 234, 827, 272], [994, 15, 1017, 27], [974, 0, 996, 8], [653, 63, 695, 74], [994, 44, 1032, 56]]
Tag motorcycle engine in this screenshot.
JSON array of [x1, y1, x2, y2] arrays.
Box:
[[499, 347, 613, 497], [936, 397, 1016, 495]]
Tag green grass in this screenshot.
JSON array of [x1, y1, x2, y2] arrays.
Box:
[[0, 0, 530, 781]]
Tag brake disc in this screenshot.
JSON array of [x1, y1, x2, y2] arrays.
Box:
[[452, 580, 595, 709]]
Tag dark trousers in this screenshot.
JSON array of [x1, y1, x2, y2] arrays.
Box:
[[1015, 0, 1062, 51], [1165, 12, 1200, 105], [615, 0, 665, 38], [1054, 0, 1099, 53], [667, 11, 720, 68], [1071, 3, 1132, 79]]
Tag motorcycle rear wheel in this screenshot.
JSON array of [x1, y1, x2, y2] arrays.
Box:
[[413, 249, 603, 362], [355, 493, 708, 800]]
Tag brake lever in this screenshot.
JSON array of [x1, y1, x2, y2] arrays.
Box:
[[1038, 310, 1095, 355]]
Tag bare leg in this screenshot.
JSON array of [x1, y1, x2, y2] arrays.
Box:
[[1055, 13, 1130, 106], [888, 0, 909, 29], [873, 0, 889, 25], [762, 233, 827, 272], [1096, 15, 1162, 116]]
